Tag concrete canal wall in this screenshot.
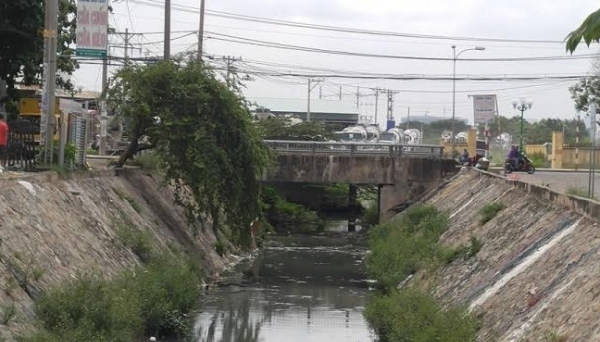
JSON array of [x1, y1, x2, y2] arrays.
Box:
[[417, 168, 600, 341], [0, 169, 232, 341]]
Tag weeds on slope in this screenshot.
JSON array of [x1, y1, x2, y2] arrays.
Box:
[[365, 205, 480, 342], [21, 249, 202, 342], [479, 202, 506, 226]]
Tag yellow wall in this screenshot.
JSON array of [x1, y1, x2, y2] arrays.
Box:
[[19, 97, 60, 116]]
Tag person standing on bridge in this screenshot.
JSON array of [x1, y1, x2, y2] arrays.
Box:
[[0, 114, 8, 168]]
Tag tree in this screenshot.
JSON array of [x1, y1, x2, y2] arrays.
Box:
[[566, 7, 600, 53], [0, 0, 78, 112], [257, 116, 335, 141], [107, 58, 269, 243], [569, 74, 600, 113]]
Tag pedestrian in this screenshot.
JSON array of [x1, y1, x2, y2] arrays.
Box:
[[0, 114, 8, 168]]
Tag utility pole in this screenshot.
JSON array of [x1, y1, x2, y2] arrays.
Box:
[[198, 0, 206, 60], [124, 28, 129, 60], [339, 86, 342, 101], [374, 88, 380, 128], [356, 86, 360, 109], [307, 78, 323, 122], [42, 0, 59, 165], [222, 56, 241, 87], [407, 107, 411, 130], [319, 86, 322, 100], [386, 90, 395, 130], [164, 0, 171, 59], [589, 103, 597, 198]]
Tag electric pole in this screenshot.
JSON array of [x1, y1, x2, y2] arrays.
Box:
[[198, 0, 206, 60], [356, 86, 360, 109], [222, 56, 242, 87], [42, 0, 59, 165], [407, 107, 410, 130], [339, 86, 342, 101], [307, 78, 323, 122], [386, 90, 398, 130], [164, 0, 171, 59]]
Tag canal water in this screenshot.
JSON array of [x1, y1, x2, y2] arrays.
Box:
[[192, 221, 372, 342]]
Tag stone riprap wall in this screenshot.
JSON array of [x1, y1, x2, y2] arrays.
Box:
[[0, 169, 231, 341], [416, 168, 600, 341]]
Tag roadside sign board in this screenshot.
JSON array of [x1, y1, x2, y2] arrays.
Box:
[[76, 0, 108, 58], [471, 94, 497, 125]]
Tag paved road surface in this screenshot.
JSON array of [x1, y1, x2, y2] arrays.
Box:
[[501, 171, 600, 198]]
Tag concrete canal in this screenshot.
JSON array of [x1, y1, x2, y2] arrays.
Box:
[[193, 221, 373, 342]]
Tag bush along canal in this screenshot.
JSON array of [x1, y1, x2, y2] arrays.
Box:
[[193, 223, 373, 342], [364, 205, 483, 342]]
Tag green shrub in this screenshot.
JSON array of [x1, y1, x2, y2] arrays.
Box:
[[442, 236, 484, 264], [478, 202, 506, 226], [364, 205, 481, 342], [131, 152, 161, 171], [261, 186, 323, 234], [115, 223, 155, 264], [214, 239, 227, 256], [364, 288, 479, 342], [1, 303, 16, 325], [22, 254, 202, 342], [359, 202, 379, 229], [366, 205, 449, 290]]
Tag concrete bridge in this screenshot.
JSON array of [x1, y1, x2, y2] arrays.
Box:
[[262, 140, 458, 223]]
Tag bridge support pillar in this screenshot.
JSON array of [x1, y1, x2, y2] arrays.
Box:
[[348, 184, 358, 232]]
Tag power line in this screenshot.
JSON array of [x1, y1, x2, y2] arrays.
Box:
[[205, 31, 596, 63], [128, 0, 567, 44]]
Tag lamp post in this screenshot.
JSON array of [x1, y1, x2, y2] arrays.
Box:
[[451, 45, 485, 155], [511, 98, 533, 152]]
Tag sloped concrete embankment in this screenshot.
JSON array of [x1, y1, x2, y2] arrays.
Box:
[[422, 169, 600, 342], [0, 169, 230, 340]]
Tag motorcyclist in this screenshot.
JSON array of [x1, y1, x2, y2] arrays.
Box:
[[460, 148, 469, 165], [507, 145, 519, 169]]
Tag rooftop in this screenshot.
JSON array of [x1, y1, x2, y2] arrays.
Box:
[[250, 98, 359, 115]]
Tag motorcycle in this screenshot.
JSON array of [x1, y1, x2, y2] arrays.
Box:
[[505, 156, 535, 175]]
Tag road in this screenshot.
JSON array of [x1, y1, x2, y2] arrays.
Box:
[[497, 171, 600, 198]]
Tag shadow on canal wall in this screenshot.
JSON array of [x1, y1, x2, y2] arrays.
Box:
[[0, 169, 233, 341], [416, 167, 600, 341]]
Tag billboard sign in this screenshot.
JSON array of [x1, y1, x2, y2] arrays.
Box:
[[76, 0, 108, 58], [471, 94, 497, 125]]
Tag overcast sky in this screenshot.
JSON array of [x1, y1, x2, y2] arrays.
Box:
[[73, 0, 600, 126]]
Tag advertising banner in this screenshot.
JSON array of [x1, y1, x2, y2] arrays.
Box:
[[76, 0, 108, 58], [472, 94, 497, 125]]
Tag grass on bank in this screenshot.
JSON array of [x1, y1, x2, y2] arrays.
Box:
[[21, 226, 203, 342], [478, 202, 506, 226], [566, 186, 596, 200], [365, 205, 481, 342]]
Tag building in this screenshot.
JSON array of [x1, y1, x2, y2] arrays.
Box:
[[403, 114, 469, 124], [251, 98, 359, 126]]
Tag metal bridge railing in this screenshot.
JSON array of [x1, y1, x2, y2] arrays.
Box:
[[263, 140, 445, 158]]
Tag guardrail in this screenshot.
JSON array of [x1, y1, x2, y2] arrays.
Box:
[[263, 140, 445, 158]]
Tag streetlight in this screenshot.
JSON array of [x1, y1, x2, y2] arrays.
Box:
[[511, 97, 534, 152], [451, 45, 486, 155]]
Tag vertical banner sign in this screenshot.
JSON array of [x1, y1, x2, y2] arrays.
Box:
[[76, 0, 108, 58], [472, 94, 497, 125]]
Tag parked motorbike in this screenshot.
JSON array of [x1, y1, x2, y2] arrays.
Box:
[[505, 156, 535, 174]]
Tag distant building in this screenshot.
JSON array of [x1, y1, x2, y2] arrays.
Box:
[[250, 98, 359, 126], [403, 115, 468, 124]]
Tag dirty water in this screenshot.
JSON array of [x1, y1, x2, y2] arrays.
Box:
[[192, 221, 373, 342]]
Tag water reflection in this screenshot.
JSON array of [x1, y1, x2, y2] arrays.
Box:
[[193, 243, 372, 342]]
